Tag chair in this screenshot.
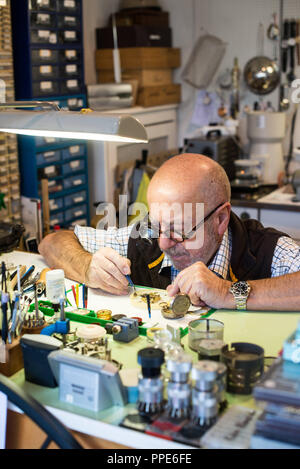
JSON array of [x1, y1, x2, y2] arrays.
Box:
[[0, 373, 83, 449]]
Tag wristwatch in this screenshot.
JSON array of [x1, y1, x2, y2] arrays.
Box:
[[229, 281, 251, 310]]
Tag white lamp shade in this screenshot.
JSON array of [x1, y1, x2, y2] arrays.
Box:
[[0, 109, 148, 143]]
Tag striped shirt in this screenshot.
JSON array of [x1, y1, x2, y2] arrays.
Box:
[[74, 224, 300, 281]]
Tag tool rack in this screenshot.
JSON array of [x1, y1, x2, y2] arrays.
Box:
[[0, 0, 21, 224]]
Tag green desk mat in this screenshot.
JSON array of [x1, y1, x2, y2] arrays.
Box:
[[12, 308, 300, 431]]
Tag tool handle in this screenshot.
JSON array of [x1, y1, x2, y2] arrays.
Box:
[[1, 297, 8, 344], [9, 265, 26, 291], [282, 20, 290, 73], [290, 19, 297, 70], [36, 267, 51, 294]]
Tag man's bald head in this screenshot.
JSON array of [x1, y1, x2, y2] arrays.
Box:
[[146, 154, 232, 270], [147, 153, 231, 208]]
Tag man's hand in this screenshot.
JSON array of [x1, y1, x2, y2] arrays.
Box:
[[167, 261, 234, 309], [85, 247, 131, 295]]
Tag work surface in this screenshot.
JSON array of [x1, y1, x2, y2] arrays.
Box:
[[2, 251, 300, 449]]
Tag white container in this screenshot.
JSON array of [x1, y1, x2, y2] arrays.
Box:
[[46, 269, 65, 305], [247, 111, 286, 184]]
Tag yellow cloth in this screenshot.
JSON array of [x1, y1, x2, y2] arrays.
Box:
[[128, 172, 150, 225]]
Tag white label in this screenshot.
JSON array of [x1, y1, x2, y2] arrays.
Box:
[[48, 180, 55, 187], [38, 0, 50, 6], [37, 13, 50, 23], [38, 30, 50, 38], [73, 196, 84, 203], [49, 33, 57, 44], [40, 49, 51, 58], [45, 137, 56, 143], [65, 16, 76, 23], [67, 79, 78, 88], [74, 210, 83, 217], [44, 165, 55, 174], [40, 81, 52, 90], [66, 64, 77, 73], [40, 65, 52, 74], [66, 50, 76, 59], [73, 179, 82, 186], [64, 0, 76, 8], [67, 98, 77, 106], [0, 1, 7, 6], [70, 160, 80, 169], [44, 151, 55, 158], [49, 200, 58, 209], [65, 30, 76, 40], [70, 145, 79, 154]]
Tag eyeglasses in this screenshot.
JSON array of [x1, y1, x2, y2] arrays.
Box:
[[148, 202, 225, 244]]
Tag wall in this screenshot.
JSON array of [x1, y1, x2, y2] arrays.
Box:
[[82, 0, 300, 146]]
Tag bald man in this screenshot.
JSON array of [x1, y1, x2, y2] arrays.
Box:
[[39, 154, 300, 311]]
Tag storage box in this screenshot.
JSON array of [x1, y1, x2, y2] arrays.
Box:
[[96, 25, 172, 49], [108, 9, 169, 27], [95, 47, 181, 70], [137, 83, 181, 107], [97, 68, 173, 87]]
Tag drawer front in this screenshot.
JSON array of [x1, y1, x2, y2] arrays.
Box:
[[64, 190, 86, 207], [32, 79, 59, 96], [32, 64, 59, 80], [36, 149, 61, 166], [49, 197, 63, 212], [62, 144, 85, 160], [63, 173, 86, 189], [60, 48, 81, 63], [29, 0, 57, 11], [50, 211, 64, 226], [58, 14, 81, 29], [65, 204, 87, 222], [231, 206, 259, 221], [62, 158, 85, 175], [31, 48, 59, 64], [60, 77, 83, 94], [260, 209, 300, 240], [30, 12, 56, 27], [30, 29, 57, 45], [57, 0, 81, 13], [35, 136, 58, 146]]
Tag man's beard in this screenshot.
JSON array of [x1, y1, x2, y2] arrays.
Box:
[[161, 226, 220, 271]]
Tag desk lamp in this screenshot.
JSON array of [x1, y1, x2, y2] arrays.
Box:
[[0, 101, 148, 143]]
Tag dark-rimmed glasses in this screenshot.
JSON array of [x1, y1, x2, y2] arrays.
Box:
[[148, 202, 226, 244]]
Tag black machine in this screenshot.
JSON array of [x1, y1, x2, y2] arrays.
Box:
[[184, 130, 240, 181]]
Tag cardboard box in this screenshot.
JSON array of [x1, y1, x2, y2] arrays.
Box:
[[97, 68, 173, 87], [95, 47, 181, 70], [96, 25, 172, 49], [108, 9, 170, 27], [137, 84, 181, 107]]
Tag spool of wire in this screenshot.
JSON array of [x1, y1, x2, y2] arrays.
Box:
[[96, 309, 112, 321], [220, 342, 264, 395], [137, 347, 165, 415]]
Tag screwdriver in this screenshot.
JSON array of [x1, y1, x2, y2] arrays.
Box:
[[126, 274, 136, 293]]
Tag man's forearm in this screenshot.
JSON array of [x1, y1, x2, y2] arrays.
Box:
[[38, 230, 92, 284], [223, 272, 300, 311]]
